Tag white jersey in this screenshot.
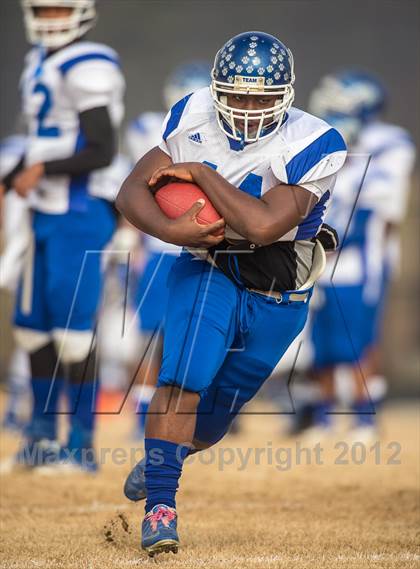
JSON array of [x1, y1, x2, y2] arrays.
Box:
[[0, 136, 31, 291], [20, 41, 125, 214], [354, 121, 416, 223], [160, 88, 347, 244], [0, 135, 26, 178], [126, 111, 180, 254], [321, 120, 416, 295]]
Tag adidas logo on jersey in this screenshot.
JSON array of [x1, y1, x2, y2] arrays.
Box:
[[188, 132, 203, 144]]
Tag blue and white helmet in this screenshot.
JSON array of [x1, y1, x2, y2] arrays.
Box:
[[163, 61, 211, 111], [21, 0, 97, 49], [308, 70, 387, 144], [211, 31, 295, 143]]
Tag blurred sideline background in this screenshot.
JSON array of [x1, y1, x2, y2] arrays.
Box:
[[0, 0, 418, 396]]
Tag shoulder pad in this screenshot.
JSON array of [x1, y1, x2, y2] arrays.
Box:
[[53, 42, 120, 76], [162, 87, 213, 142]]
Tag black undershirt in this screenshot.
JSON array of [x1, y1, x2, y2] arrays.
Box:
[[208, 239, 299, 291], [2, 106, 115, 190]]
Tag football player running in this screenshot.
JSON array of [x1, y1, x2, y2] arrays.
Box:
[[1, 0, 125, 471], [307, 71, 416, 441], [117, 31, 346, 556], [124, 61, 211, 438]]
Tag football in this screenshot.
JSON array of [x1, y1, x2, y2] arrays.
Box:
[[154, 182, 222, 226]]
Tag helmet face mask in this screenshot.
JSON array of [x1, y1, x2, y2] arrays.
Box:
[[211, 32, 295, 143], [21, 0, 97, 49]]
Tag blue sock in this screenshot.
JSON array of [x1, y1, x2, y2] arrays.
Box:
[[313, 400, 333, 427], [67, 381, 98, 449], [29, 377, 63, 440], [352, 400, 376, 427], [144, 438, 190, 513]]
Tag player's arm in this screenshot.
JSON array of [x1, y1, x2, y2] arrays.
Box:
[[1, 156, 25, 192], [116, 147, 225, 248], [44, 106, 115, 175], [12, 107, 115, 196], [149, 162, 317, 246]]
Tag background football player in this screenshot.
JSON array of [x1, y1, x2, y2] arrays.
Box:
[[306, 71, 416, 441], [1, 0, 125, 471], [117, 31, 346, 556], [0, 134, 31, 432], [123, 61, 211, 438]]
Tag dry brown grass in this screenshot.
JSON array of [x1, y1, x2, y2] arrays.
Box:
[[0, 400, 419, 569]]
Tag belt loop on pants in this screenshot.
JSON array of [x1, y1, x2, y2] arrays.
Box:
[[247, 288, 311, 304]]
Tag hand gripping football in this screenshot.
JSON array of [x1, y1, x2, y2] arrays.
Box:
[[154, 182, 222, 226]]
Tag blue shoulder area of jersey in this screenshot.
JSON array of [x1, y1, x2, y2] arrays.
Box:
[[286, 128, 346, 185], [58, 51, 121, 76], [162, 94, 193, 142]]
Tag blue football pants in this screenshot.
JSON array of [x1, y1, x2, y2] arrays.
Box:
[[157, 253, 311, 445]]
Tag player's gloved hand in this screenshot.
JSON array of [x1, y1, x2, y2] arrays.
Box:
[[314, 223, 339, 251], [166, 199, 225, 248]]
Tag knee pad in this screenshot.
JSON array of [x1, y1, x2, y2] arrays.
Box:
[[14, 327, 51, 353], [52, 328, 95, 365]]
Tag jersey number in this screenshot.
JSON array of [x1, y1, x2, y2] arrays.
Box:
[[202, 161, 262, 198], [33, 83, 60, 137]]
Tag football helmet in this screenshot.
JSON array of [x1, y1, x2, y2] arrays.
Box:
[[308, 70, 387, 144], [211, 31, 295, 143], [163, 61, 211, 111], [21, 0, 97, 49]]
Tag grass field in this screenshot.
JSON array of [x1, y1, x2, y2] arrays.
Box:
[[0, 397, 419, 569]]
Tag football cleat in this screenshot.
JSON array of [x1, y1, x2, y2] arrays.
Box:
[[299, 425, 336, 445], [15, 438, 61, 468], [124, 457, 146, 501], [141, 504, 179, 557], [346, 425, 379, 445], [2, 411, 26, 433], [36, 445, 99, 475]]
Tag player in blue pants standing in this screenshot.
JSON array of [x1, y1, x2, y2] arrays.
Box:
[[117, 31, 346, 556], [307, 71, 416, 441], [1, 0, 125, 471]]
